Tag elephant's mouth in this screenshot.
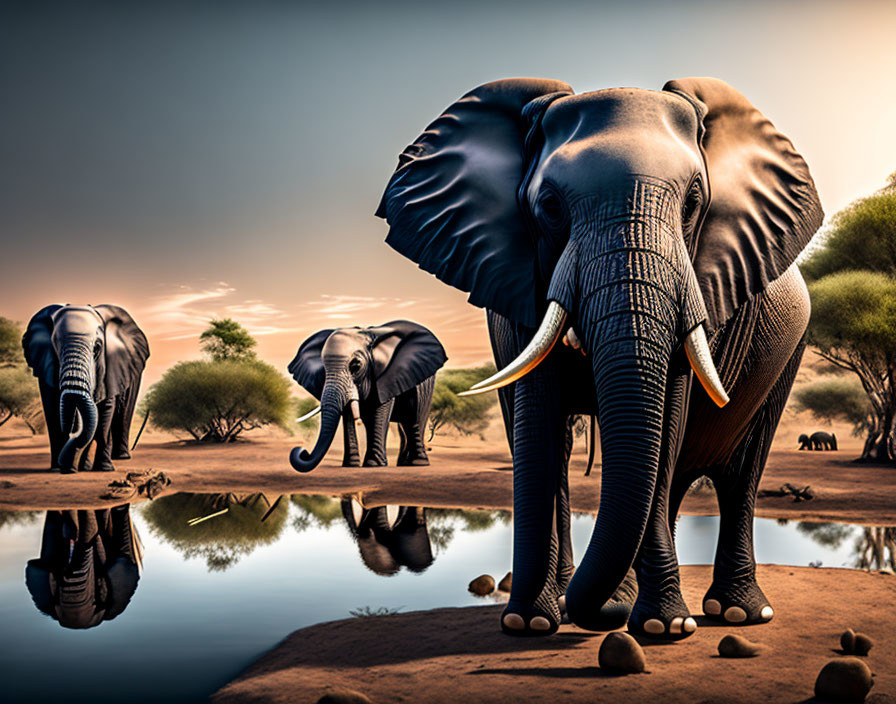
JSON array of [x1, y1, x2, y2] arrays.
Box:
[[461, 300, 729, 407]]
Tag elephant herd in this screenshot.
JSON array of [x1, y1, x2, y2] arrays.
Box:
[[22, 76, 828, 643]]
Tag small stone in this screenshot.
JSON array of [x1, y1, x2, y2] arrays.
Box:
[[468, 574, 495, 596], [598, 631, 646, 674], [718, 634, 762, 658], [853, 633, 874, 656], [316, 688, 372, 704], [841, 629, 857, 653], [814, 658, 873, 703], [498, 572, 512, 592]]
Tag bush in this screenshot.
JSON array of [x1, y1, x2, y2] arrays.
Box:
[[0, 316, 22, 366], [145, 359, 292, 442], [793, 376, 873, 437], [428, 364, 498, 440], [199, 318, 257, 362]]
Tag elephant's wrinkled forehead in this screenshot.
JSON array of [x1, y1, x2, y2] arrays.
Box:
[[322, 329, 366, 357], [51, 306, 104, 338], [537, 88, 703, 194]]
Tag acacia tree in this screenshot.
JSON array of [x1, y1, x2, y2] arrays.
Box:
[[0, 316, 42, 432], [199, 318, 258, 362], [428, 365, 497, 441], [801, 175, 896, 462]]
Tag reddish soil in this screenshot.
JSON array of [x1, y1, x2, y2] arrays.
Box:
[[211, 565, 895, 704]]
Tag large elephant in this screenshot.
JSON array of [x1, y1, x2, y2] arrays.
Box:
[[23, 304, 149, 473], [377, 77, 823, 639], [25, 505, 143, 629], [342, 498, 435, 575], [287, 321, 447, 472]]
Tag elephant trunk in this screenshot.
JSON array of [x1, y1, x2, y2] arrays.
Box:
[[57, 337, 98, 471], [549, 206, 710, 629], [289, 374, 354, 472]]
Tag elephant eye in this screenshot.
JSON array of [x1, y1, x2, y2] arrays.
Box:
[[348, 358, 362, 375], [682, 178, 703, 231], [535, 187, 569, 235]]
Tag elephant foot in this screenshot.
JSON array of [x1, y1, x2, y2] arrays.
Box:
[[112, 449, 131, 460], [398, 456, 430, 467], [501, 583, 562, 637], [342, 458, 361, 467], [628, 589, 697, 641], [93, 460, 116, 472], [702, 579, 774, 625], [60, 466, 78, 474], [362, 458, 388, 467]]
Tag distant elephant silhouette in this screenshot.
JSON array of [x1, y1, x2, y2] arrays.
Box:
[[341, 499, 434, 575], [25, 505, 143, 629], [798, 431, 837, 451]]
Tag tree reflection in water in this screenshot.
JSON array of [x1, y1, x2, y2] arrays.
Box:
[[143, 493, 288, 571], [797, 521, 895, 572]]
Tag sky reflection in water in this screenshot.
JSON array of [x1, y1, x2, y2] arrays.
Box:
[[0, 494, 890, 704]]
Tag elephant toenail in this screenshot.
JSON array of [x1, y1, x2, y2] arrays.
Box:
[[530, 616, 551, 631], [683, 617, 697, 633], [704, 599, 722, 615], [669, 617, 683, 634], [503, 613, 525, 630], [724, 606, 747, 623], [760, 606, 774, 620], [643, 619, 665, 635]]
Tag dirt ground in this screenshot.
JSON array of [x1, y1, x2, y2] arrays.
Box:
[[211, 565, 895, 704], [0, 422, 894, 526]]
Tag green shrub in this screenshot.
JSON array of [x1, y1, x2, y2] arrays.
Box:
[[428, 364, 498, 440], [145, 359, 292, 442]]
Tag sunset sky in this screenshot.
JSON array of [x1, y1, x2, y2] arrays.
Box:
[[2, 0, 895, 387]]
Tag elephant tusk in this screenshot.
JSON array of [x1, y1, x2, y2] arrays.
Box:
[[296, 405, 321, 423], [350, 400, 361, 423], [459, 301, 568, 396], [684, 324, 729, 407]]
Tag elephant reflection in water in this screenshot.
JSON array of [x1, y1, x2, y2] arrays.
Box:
[[25, 505, 143, 629], [342, 499, 434, 575]]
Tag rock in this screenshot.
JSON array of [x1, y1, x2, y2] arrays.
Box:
[[854, 633, 874, 656], [468, 574, 495, 596], [842, 629, 857, 653], [598, 632, 646, 674], [497, 572, 512, 592], [814, 658, 873, 703], [718, 634, 762, 658], [316, 687, 372, 704]]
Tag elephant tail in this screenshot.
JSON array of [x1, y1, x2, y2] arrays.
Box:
[[830, 433, 837, 451], [130, 410, 150, 452], [584, 414, 597, 477]]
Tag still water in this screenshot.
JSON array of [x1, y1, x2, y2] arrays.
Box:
[[0, 494, 890, 703]]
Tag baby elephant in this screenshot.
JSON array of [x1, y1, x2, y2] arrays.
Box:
[[798, 431, 837, 451], [288, 320, 447, 471]]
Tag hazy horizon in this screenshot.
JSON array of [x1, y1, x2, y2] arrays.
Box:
[[3, 0, 895, 387]]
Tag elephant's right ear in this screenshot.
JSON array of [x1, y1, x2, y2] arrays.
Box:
[[376, 78, 573, 328], [22, 304, 64, 388], [287, 329, 335, 399]]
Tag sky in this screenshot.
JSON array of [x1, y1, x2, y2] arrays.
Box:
[[2, 0, 895, 386]]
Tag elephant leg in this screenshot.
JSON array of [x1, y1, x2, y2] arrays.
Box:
[[554, 418, 575, 605], [502, 358, 569, 637], [628, 367, 697, 640], [90, 399, 116, 472], [397, 377, 434, 466], [38, 380, 63, 470], [112, 386, 138, 460], [341, 408, 361, 467], [703, 337, 806, 625], [362, 399, 394, 467]]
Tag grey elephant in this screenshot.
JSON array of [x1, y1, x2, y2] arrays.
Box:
[[25, 505, 143, 629], [287, 321, 447, 472], [377, 77, 823, 639], [799, 431, 837, 451], [23, 304, 149, 473]]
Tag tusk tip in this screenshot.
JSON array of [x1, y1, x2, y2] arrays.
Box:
[[457, 387, 491, 397]]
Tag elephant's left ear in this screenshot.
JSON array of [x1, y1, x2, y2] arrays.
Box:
[[663, 77, 824, 330], [22, 304, 64, 387], [368, 321, 447, 404], [93, 305, 150, 399], [287, 329, 335, 399]]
